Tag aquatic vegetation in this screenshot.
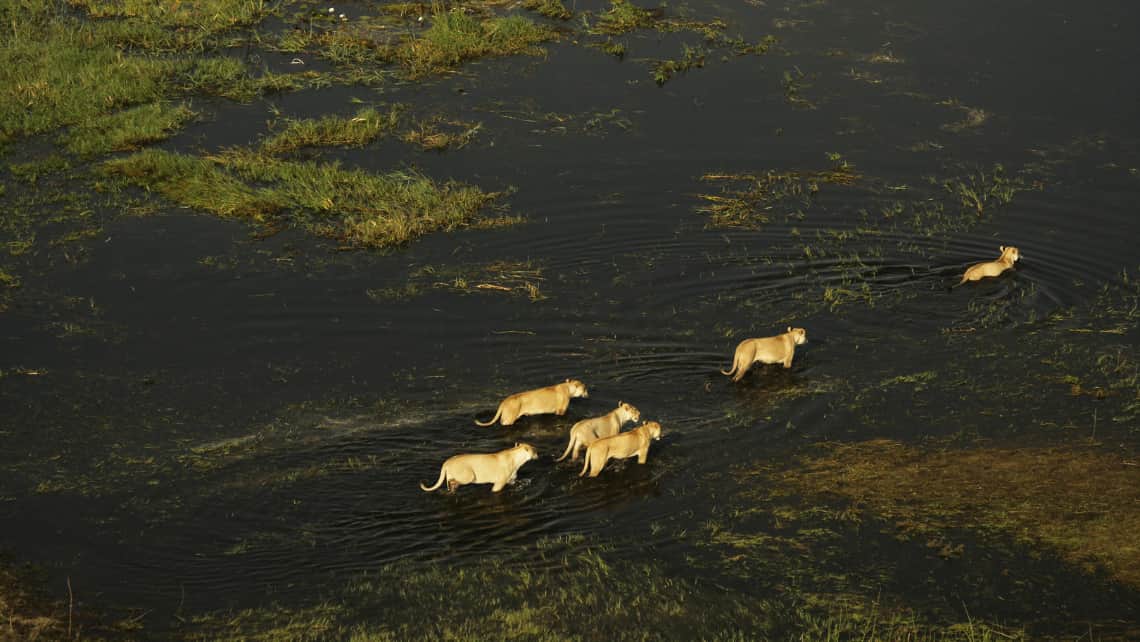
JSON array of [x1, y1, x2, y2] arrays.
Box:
[[652, 44, 705, 86], [780, 439, 1140, 587], [401, 117, 483, 151], [0, 562, 67, 641], [523, 0, 573, 21], [367, 260, 544, 301], [102, 148, 507, 247], [184, 540, 1027, 641], [939, 164, 1031, 217], [62, 101, 197, 157], [0, 1, 285, 145], [395, 9, 557, 78], [260, 106, 403, 155], [696, 158, 861, 228], [593, 0, 657, 35]]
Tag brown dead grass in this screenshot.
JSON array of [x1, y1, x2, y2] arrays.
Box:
[[780, 439, 1140, 587]]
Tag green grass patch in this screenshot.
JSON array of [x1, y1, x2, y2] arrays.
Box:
[[594, 0, 657, 34], [102, 148, 509, 248], [261, 106, 402, 155], [0, 2, 294, 146], [523, 0, 572, 21], [62, 101, 196, 157], [396, 8, 557, 78]]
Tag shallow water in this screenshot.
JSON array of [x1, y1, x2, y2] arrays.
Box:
[[2, 0, 1140, 636]]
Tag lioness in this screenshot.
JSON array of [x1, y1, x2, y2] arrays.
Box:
[[420, 443, 539, 493], [955, 245, 1020, 286], [721, 327, 808, 382], [475, 379, 588, 427], [556, 402, 641, 463], [580, 421, 662, 478]]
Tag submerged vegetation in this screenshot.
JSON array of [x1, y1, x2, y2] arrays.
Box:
[[367, 260, 545, 301]]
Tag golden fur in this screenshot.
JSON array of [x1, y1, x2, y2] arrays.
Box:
[[956, 245, 1020, 286], [556, 402, 640, 463], [721, 327, 808, 382], [580, 421, 662, 478], [475, 379, 589, 427], [420, 443, 539, 493]]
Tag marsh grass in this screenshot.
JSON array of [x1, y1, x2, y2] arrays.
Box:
[[696, 160, 860, 227], [260, 106, 403, 155], [782, 439, 1140, 587], [396, 8, 557, 78], [652, 44, 705, 86], [0, 1, 288, 146], [940, 164, 1030, 217], [593, 0, 657, 34], [63, 101, 197, 157], [184, 540, 1026, 641], [0, 562, 66, 641], [102, 148, 506, 247], [523, 0, 572, 21], [366, 260, 544, 301], [401, 117, 482, 151]]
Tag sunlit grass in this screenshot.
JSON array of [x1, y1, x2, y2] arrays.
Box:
[[594, 0, 656, 34], [396, 8, 557, 78], [260, 106, 402, 155], [63, 102, 196, 157], [102, 148, 507, 247], [782, 439, 1140, 587], [0, 1, 292, 146]]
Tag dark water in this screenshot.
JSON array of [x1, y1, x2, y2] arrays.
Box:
[[2, 0, 1140, 635]]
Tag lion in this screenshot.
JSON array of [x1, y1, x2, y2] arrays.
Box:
[[420, 443, 539, 493], [475, 379, 588, 427], [954, 245, 1020, 287], [579, 421, 662, 478], [721, 327, 808, 382], [555, 402, 640, 463]]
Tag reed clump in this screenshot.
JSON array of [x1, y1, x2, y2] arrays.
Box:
[[102, 148, 504, 248]]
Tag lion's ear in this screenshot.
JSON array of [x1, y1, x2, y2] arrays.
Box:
[[1000, 245, 1005, 251], [787, 326, 792, 332], [515, 442, 520, 447]]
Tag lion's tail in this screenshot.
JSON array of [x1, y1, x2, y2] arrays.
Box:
[[555, 436, 576, 462], [720, 361, 737, 377], [420, 468, 446, 492], [474, 405, 502, 427]]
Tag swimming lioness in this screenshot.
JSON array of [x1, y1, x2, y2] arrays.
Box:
[[556, 402, 641, 463], [475, 379, 588, 427], [580, 421, 662, 478], [420, 443, 539, 493], [955, 245, 1020, 286], [721, 327, 808, 382]]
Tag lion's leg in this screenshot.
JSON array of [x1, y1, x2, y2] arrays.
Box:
[[732, 354, 751, 382], [491, 480, 506, 492], [637, 447, 648, 464], [501, 406, 518, 426], [447, 478, 459, 493], [588, 453, 606, 478]]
